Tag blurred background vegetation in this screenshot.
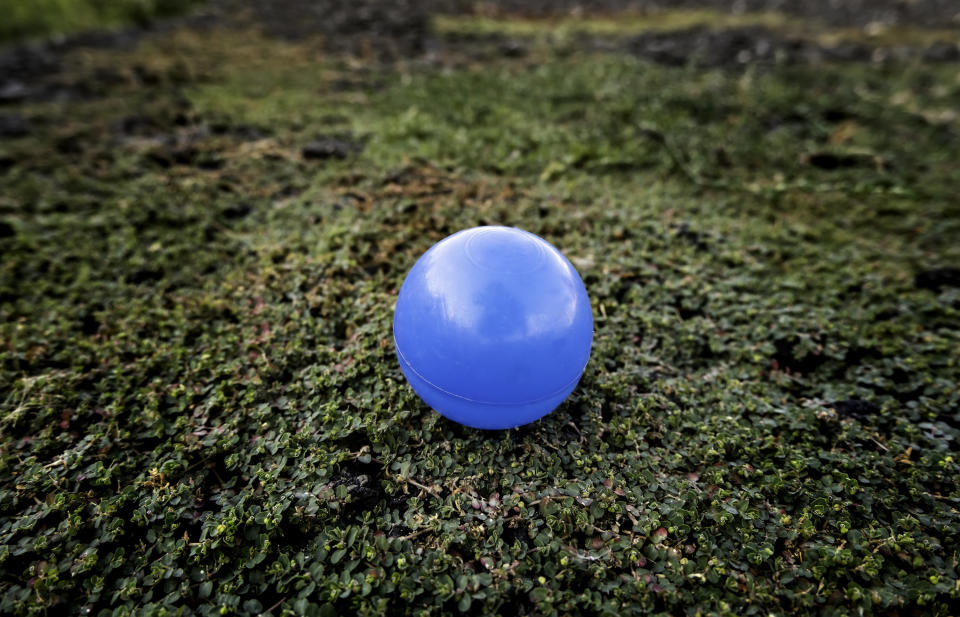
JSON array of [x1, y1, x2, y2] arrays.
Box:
[[0, 0, 201, 42]]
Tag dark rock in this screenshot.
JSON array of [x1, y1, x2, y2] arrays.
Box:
[[55, 135, 84, 154], [119, 114, 161, 136], [824, 42, 872, 63], [499, 40, 527, 57], [388, 494, 410, 509], [303, 136, 364, 160], [222, 203, 252, 220], [193, 155, 223, 170], [613, 22, 955, 69], [208, 122, 232, 135], [146, 143, 220, 168], [132, 64, 162, 86], [628, 27, 815, 68], [807, 151, 876, 170], [242, 0, 428, 56], [0, 44, 60, 81], [915, 267, 960, 292], [923, 42, 960, 63], [331, 78, 382, 92], [331, 461, 383, 510], [0, 81, 29, 104], [822, 108, 857, 123], [0, 113, 30, 137], [175, 147, 200, 165], [53, 29, 139, 52], [146, 150, 173, 168], [126, 268, 164, 284], [209, 122, 269, 140]]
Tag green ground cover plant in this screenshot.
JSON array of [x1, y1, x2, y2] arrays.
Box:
[[1, 3, 959, 616]]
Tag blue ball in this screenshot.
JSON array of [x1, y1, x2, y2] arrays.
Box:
[[393, 226, 593, 430]]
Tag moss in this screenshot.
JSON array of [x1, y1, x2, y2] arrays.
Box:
[[1, 14, 959, 617], [433, 10, 960, 48], [433, 10, 791, 38]]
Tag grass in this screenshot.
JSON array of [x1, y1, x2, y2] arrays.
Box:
[[0, 0, 201, 42], [1, 12, 959, 617]]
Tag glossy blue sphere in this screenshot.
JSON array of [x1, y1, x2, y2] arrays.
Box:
[[393, 226, 593, 430]]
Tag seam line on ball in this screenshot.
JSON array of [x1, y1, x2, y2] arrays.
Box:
[[393, 333, 592, 407]]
